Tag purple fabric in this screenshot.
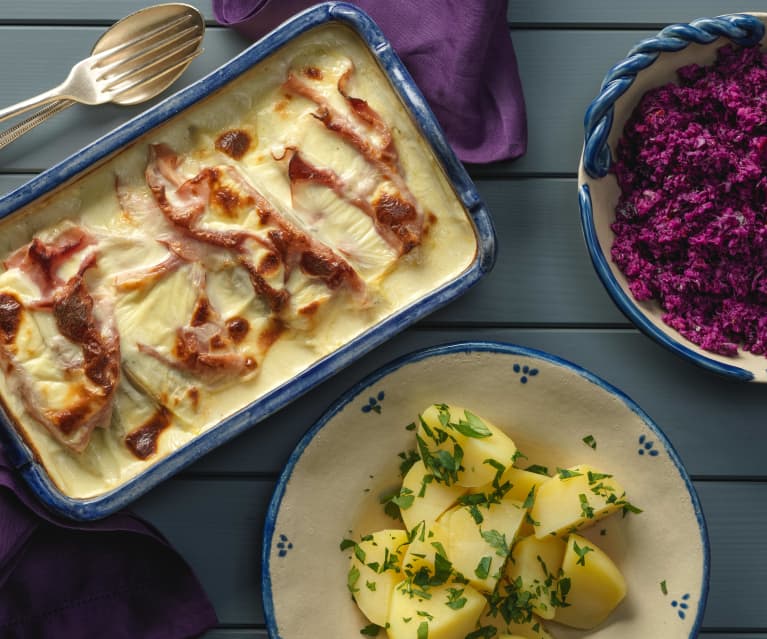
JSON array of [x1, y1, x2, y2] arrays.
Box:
[[211, 0, 527, 163], [0, 445, 217, 639]]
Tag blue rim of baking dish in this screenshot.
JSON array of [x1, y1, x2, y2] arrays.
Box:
[[262, 340, 710, 639], [0, 2, 497, 520], [579, 13, 765, 382]]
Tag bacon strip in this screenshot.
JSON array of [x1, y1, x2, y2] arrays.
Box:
[[145, 144, 366, 310], [136, 265, 258, 386], [4, 226, 96, 299], [288, 150, 419, 254], [282, 62, 423, 254], [0, 230, 120, 452]]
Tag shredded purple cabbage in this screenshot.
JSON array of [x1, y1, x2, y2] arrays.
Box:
[[612, 43, 767, 356]]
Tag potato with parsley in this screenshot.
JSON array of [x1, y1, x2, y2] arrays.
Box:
[[505, 535, 567, 619], [387, 580, 486, 639], [418, 404, 518, 488], [345, 529, 409, 626], [442, 494, 526, 593], [554, 533, 627, 629], [400, 520, 450, 578], [475, 604, 554, 639], [530, 465, 630, 538], [398, 459, 468, 532], [343, 404, 637, 637]]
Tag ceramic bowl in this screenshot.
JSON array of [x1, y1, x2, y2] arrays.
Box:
[[578, 12, 767, 382], [263, 341, 709, 639]]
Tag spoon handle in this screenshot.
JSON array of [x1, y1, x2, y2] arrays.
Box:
[[0, 100, 74, 150]]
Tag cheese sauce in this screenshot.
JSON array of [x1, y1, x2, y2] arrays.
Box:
[[0, 24, 478, 498]]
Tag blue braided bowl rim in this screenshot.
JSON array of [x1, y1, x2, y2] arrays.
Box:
[[579, 13, 766, 383]]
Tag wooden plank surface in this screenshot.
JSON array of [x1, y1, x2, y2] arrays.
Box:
[[133, 477, 767, 630], [0, 2, 764, 637], [0, 27, 675, 175], [508, 1, 758, 26]]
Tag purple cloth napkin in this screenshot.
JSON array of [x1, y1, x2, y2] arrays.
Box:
[[211, 0, 527, 163], [0, 446, 217, 639]]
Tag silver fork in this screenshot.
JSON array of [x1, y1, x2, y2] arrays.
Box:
[[0, 12, 203, 124]]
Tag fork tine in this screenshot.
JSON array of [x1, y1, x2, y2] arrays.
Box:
[[104, 48, 203, 98], [95, 25, 202, 81], [100, 35, 203, 91], [90, 13, 196, 66]]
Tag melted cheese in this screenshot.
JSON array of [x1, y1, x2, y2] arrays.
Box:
[[0, 24, 478, 498]]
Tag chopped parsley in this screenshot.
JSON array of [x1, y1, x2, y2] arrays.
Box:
[[366, 580, 377, 591], [582, 434, 597, 449], [398, 449, 421, 476], [475, 556, 492, 579], [340, 538, 356, 551], [522, 486, 536, 510], [526, 464, 550, 476], [587, 470, 613, 484], [556, 467, 583, 480], [661, 580, 668, 595], [579, 493, 595, 519], [573, 539, 594, 566], [446, 587, 468, 610], [360, 623, 382, 636], [417, 621, 429, 639], [511, 449, 528, 463], [348, 565, 360, 594], [481, 529, 509, 557]]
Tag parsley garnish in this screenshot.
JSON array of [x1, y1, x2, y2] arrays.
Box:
[[445, 587, 468, 610], [455, 410, 492, 438], [661, 580, 668, 595], [582, 434, 597, 449], [511, 449, 528, 463], [522, 485, 536, 510], [360, 623, 382, 636], [398, 449, 420, 476], [579, 493, 594, 519], [340, 538, 356, 551], [557, 468, 583, 480], [481, 529, 509, 557], [417, 621, 429, 639], [348, 565, 360, 594], [405, 422, 417, 431], [366, 580, 377, 591], [525, 464, 549, 476], [573, 540, 594, 566], [587, 470, 613, 484], [475, 556, 492, 579]]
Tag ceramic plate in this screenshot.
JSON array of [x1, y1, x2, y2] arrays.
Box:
[[263, 341, 709, 639]]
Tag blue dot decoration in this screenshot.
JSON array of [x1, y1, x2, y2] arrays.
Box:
[[638, 434, 659, 456], [361, 390, 385, 414], [670, 593, 691, 619], [513, 362, 538, 384], [277, 534, 294, 558]]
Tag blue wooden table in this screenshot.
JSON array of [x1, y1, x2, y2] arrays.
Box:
[[0, 2, 764, 638]]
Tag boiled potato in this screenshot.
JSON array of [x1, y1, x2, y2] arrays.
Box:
[[399, 459, 468, 532], [419, 404, 517, 488], [505, 535, 566, 619], [530, 465, 626, 538], [387, 580, 486, 639], [348, 529, 409, 626], [554, 533, 627, 629], [475, 606, 553, 639], [443, 495, 526, 593], [471, 465, 551, 537]]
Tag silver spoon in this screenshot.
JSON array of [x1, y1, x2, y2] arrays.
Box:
[[0, 3, 205, 149]]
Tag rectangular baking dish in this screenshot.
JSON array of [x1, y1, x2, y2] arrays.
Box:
[[0, 2, 496, 520]]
